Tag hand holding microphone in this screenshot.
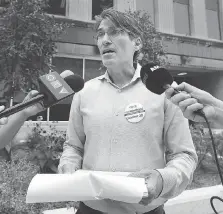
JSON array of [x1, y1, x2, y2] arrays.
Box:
[[0, 106, 8, 125], [20, 90, 45, 118], [165, 82, 217, 123], [0, 70, 84, 149], [0, 70, 84, 119], [0, 90, 44, 125], [140, 63, 223, 124]]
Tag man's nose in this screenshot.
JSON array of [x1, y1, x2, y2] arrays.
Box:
[[101, 33, 112, 45]]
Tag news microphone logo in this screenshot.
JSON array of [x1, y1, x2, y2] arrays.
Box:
[[39, 72, 74, 107], [46, 74, 56, 82], [150, 65, 160, 72]]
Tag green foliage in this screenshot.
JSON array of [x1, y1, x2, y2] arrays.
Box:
[[12, 122, 66, 173], [0, 158, 76, 213], [127, 10, 166, 66], [0, 0, 70, 102]]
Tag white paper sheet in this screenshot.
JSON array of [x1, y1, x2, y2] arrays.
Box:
[[26, 170, 148, 204], [43, 207, 76, 214]]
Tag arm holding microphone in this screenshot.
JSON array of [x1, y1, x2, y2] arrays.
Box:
[[165, 82, 223, 126], [0, 106, 8, 125], [0, 90, 44, 149], [0, 70, 84, 150]]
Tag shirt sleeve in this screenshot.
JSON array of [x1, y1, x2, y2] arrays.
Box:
[[156, 96, 198, 199], [58, 92, 85, 173]]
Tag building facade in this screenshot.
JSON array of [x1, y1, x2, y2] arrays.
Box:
[[1, 0, 223, 122]]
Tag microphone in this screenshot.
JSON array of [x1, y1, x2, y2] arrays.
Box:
[[140, 63, 177, 95], [140, 63, 205, 117], [0, 70, 84, 119]]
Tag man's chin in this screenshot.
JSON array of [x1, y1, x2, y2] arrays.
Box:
[[102, 59, 116, 68]]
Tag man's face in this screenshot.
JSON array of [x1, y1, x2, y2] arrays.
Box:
[[97, 19, 136, 68]]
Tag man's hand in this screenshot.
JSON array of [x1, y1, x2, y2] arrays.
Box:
[[128, 169, 163, 205], [58, 164, 77, 174], [21, 90, 44, 118], [0, 106, 8, 125]]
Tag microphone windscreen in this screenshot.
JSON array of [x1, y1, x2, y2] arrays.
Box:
[[140, 63, 173, 95], [60, 71, 84, 93], [60, 70, 74, 78]]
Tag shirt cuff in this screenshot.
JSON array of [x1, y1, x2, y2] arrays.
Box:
[[155, 168, 177, 198], [57, 163, 79, 174]]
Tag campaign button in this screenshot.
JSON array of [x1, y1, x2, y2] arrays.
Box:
[[124, 103, 145, 123]]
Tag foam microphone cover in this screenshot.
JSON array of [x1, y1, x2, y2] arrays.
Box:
[[140, 63, 173, 95], [63, 74, 85, 93], [60, 70, 84, 92]]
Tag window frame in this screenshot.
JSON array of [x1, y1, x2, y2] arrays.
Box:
[[45, 0, 68, 17], [91, 0, 114, 20], [45, 54, 101, 122], [173, 0, 191, 36], [205, 0, 221, 40]]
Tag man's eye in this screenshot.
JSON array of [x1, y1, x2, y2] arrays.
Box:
[[97, 32, 104, 37], [110, 30, 117, 36], [110, 29, 122, 36]]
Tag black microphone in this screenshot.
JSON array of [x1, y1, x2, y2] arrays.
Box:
[[140, 63, 205, 117], [0, 70, 84, 119], [140, 63, 177, 95]]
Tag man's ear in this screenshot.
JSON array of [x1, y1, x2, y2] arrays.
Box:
[[134, 37, 142, 51]]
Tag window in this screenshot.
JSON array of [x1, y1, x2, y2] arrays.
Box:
[[49, 57, 83, 121], [92, 0, 113, 20], [136, 0, 155, 24], [173, 0, 190, 35], [205, 0, 221, 40], [0, 0, 10, 7], [84, 59, 105, 82], [13, 57, 102, 122], [52, 57, 83, 77], [45, 0, 66, 16], [48, 57, 102, 121]]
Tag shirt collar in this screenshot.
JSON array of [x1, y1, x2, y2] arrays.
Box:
[[97, 63, 142, 83]]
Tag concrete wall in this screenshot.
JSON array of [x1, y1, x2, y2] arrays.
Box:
[[165, 185, 223, 214]]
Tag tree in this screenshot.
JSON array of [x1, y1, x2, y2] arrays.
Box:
[[0, 0, 70, 105], [127, 10, 166, 66]]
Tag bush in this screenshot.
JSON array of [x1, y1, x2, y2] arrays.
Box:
[[190, 123, 223, 173], [11, 122, 66, 173], [0, 157, 77, 213]]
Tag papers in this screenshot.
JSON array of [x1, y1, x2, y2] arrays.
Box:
[[26, 170, 148, 204], [43, 207, 76, 214]]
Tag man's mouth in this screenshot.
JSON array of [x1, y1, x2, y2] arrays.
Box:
[[102, 49, 115, 55]]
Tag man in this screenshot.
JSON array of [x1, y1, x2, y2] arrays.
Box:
[[58, 8, 197, 214], [165, 82, 223, 126], [0, 90, 44, 149]]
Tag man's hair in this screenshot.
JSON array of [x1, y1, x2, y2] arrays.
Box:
[[94, 8, 143, 62]]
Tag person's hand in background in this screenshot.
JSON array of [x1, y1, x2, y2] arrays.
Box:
[[0, 106, 8, 125], [0, 90, 45, 149], [21, 90, 45, 119]]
